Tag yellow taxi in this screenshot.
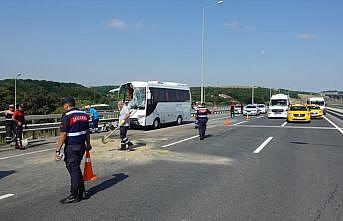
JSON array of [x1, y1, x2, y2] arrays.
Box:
[[307, 104, 323, 119], [287, 104, 311, 122]]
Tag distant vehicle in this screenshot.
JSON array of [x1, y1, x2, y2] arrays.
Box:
[[257, 104, 267, 114], [287, 104, 310, 123], [243, 104, 260, 116], [306, 97, 326, 115], [268, 94, 290, 119], [307, 104, 324, 119], [234, 104, 243, 114], [110, 81, 192, 128]]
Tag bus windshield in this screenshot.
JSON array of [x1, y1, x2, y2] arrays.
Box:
[[129, 87, 146, 110], [271, 99, 287, 106]]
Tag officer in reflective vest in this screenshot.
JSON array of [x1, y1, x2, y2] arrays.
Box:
[[55, 97, 92, 204], [195, 103, 211, 140], [4, 104, 15, 144]]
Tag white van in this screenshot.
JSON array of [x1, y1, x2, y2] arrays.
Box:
[[268, 94, 290, 118], [306, 97, 326, 114]]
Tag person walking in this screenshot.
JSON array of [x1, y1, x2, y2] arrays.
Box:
[[195, 103, 211, 140], [12, 104, 25, 150], [230, 103, 235, 118], [4, 104, 15, 144], [55, 97, 92, 204], [118, 101, 134, 151]]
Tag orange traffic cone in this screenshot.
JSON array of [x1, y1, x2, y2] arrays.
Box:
[[83, 150, 97, 181], [245, 115, 251, 121], [224, 118, 230, 126]]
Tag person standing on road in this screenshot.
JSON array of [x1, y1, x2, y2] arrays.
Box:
[[86, 105, 100, 133], [230, 103, 235, 118], [4, 104, 15, 144], [240, 103, 244, 114], [195, 103, 211, 140], [55, 97, 92, 204], [118, 101, 134, 151], [12, 104, 25, 150]]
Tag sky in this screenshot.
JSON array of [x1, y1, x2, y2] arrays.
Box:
[[0, 0, 342, 92]]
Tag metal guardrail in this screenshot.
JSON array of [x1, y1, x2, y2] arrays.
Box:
[[326, 107, 343, 120], [0, 108, 230, 144]]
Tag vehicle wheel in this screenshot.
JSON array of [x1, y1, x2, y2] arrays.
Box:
[[153, 118, 160, 129], [176, 116, 183, 125]]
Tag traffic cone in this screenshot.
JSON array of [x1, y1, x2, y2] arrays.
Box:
[[245, 115, 251, 121], [224, 118, 230, 126], [83, 150, 97, 181]]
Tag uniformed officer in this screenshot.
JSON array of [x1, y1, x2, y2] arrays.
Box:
[[55, 97, 92, 204], [118, 101, 134, 151], [12, 104, 26, 149], [4, 104, 15, 145], [195, 103, 211, 140]]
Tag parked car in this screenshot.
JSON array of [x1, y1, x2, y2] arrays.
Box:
[[243, 104, 260, 116], [234, 104, 243, 114], [257, 104, 267, 114]]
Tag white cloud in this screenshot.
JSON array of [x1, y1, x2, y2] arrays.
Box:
[[106, 18, 145, 30], [295, 33, 319, 40], [107, 18, 127, 29], [223, 21, 240, 29], [223, 21, 255, 31]]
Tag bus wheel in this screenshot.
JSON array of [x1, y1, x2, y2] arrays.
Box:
[[176, 116, 183, 125], [153, 118, 160, 129]]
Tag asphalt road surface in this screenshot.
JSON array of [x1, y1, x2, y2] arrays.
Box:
[[1, 114, 343, 221]]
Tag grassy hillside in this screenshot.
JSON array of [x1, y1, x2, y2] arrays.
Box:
[[0, 79, 314, 114]]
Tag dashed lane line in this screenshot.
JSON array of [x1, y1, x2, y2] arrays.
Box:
[[256, 116, 264, 119], [0, 148, 55, 161], [281, 122, 287, 127], [161, 135, 200, 148], [233, 121, 247, 126], [324, 116, 343, 135], [234, 124, 339, 130], [254, 137, 274, 154], [0, 194, 15, 200]]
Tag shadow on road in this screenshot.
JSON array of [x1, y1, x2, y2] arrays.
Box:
[[0, 170, 15, 180], [86, 173, 129, 197], [290, 141, 343, 148]]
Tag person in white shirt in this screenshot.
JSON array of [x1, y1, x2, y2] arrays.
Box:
[[118, 101, 134, 151]]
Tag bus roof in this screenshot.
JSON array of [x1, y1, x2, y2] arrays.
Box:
[[109, 81, 190, 93]]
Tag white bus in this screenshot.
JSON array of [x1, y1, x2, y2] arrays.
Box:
[[268, 94, 290, 118], [110, 81, 192, 128], [306, 97, 326, 114]]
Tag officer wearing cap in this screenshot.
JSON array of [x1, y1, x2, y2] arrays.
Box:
[[195, 103, 211, 140], [55, 97, 92, 204], [4, 104, 15, 145]]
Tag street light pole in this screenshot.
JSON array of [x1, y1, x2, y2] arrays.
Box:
[[200, 0, 224, 104], [251, 50, 264, 104], [14, 73, 22, 110]]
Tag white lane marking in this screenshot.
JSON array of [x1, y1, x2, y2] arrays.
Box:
[[281, 122, 287, 127], [0, 194, 15, 200], [254, 137, 274, 154], [162, 135, 199, 148], [257, 116, 264, 119], [324, 116, 343, 134], [0, 148, 55, 160], [234, 124, 338, 130], [233, 121, 247, 126]]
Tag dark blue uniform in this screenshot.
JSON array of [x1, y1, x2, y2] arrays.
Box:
[[60, 108, 90, 198], [196, 107, 211, 140]]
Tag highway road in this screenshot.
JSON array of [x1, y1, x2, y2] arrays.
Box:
[[0, 114, 342, 221]]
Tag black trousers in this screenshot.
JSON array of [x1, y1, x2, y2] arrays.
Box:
[[15, 125, 23, 147], [5, 121, 15, 144], [120, 126, 131, 148], [198, 118, 208, 139], [64, 144, 85, 197], [230, 110, 235, 118]]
